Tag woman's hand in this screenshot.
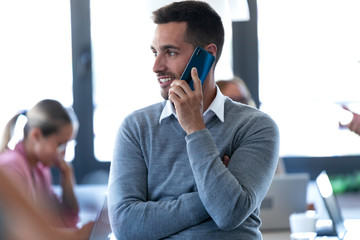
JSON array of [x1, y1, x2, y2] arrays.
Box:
[[52, 221, 94, 240]]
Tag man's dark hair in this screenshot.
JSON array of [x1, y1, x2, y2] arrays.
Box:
[[152, 1, 224, 66]]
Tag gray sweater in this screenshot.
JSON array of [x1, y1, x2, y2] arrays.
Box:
[[108, 98, 279, 240]]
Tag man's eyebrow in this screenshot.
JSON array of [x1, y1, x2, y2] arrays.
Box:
[[150, 45, 180, 51]]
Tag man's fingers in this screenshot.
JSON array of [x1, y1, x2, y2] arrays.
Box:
[[191, 67, 202, 92], [222, 155, 230, 167]]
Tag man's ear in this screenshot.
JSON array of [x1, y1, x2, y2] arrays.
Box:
[[205, 43, 217, 57]]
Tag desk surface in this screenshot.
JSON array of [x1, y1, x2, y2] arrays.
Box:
[[262, 230, 290, 240], [262, 230, 340, 240]]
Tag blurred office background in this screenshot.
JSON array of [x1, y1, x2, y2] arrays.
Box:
[[1, 0, 360, 185]]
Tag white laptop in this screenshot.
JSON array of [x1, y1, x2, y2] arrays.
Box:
[[315, 170, 360, 240], [89, 194, 115, 240], [260, 173, 310, 230]]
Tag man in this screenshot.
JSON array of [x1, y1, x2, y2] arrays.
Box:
[[108, 1, 279, 239], [217, 77, 286, 175], [216, 76, 257, 107]]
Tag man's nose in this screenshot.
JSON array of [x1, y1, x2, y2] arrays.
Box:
[[153, 55, 166, 73]]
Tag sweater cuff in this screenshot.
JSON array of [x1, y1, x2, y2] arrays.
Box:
[[185, 128, 218, 159]]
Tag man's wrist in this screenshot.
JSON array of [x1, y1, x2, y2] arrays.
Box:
[[186, 124, 206, 135]]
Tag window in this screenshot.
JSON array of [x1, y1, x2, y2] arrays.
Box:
[[90, 1, 162, 161], [257, 0, 360, 157], [0, 0, 74, 160], [90, 0, 247, 161], [0, 0, 249, 183]]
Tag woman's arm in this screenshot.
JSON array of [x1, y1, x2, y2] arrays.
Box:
[[0, 169, 93, 240], [57, 157, 79, 213]]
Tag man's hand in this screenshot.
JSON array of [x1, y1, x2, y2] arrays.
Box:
[[169, 67, 206, 135], [222, 155, 230, 167]]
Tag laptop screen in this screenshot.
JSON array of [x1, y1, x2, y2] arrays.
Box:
[[260, 173, 310, 230], [315, 170, 347, 239]]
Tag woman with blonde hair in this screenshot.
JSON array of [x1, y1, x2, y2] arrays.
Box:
[[0, 99, 81, 228]]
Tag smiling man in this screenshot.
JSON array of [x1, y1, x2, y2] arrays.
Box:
[[108, 1, 280, 239]]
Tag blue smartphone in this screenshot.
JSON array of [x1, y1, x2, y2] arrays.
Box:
[[180, 46, 215, 90]]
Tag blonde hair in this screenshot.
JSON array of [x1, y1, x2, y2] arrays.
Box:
[[0, 99, 78, 153]]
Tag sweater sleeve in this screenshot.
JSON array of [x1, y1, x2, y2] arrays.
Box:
[[185, 113, 280, 230], [108, 119, 210, 240]]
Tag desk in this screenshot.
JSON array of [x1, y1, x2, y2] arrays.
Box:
[[54, 184, 108, 224], [263, 231, 340, 240], [262, 230, 290, 240]]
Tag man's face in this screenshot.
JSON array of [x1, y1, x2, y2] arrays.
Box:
[[221, 82, 250, 105], [151, 22, 195, 100]]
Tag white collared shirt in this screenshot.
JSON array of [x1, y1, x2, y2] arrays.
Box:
[[159, 86, 225, 124]]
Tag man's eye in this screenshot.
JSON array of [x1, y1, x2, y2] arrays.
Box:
[[168, 51, 176, 57], [153, 51, 158, 57]]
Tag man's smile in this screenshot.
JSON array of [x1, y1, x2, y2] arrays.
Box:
[[159, 77, 174, 83]]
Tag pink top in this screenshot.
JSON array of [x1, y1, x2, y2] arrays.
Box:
[[0, 142, 79, 228]]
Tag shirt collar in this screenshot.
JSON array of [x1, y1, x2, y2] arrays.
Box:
[[159, 100, 176, 124], [159, 86, 225, 124]]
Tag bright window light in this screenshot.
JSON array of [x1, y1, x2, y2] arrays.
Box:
[[0, 0, 74, 160], [258, 0, 360, 157]]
